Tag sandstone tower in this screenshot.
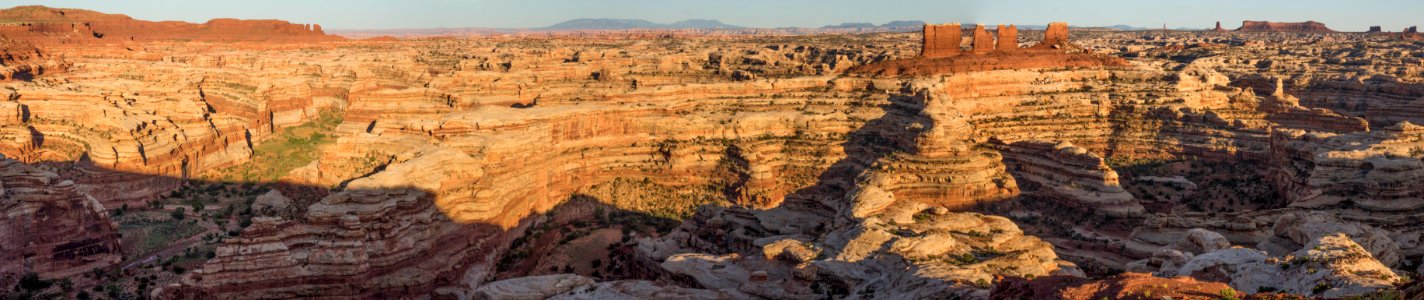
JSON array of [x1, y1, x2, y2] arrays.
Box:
[[1032, 22, 1070, 50], [921, 23, 961, 58], [996, 25, 1018, 51], [920, 21, 1073, 57], [971, 24, 993, 52]]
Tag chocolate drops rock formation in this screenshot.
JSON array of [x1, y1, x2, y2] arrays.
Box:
[[2, 4, 1424, 300]]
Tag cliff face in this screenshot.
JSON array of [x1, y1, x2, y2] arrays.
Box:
[[993, 139, 1144, 216], [1268, 123, 1424, 211], [1235, 20, 1336, 33], [0, 158, 122, 279], [0, 39, 67, 80]]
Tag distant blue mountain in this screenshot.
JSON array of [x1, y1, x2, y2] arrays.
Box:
[[544, 18, 742, 30], [669, 19, 743, 29], [880, 20, 928, 28], [821, 20, 926, 30], [821, 22, 877, 29]]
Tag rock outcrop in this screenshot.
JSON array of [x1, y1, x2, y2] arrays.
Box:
[[991, 272, 1238, 300], [162, 150, 501, 299], [0, 39, 67, 80], [992, 139, 1144, 216], [1161, 233, 1399, 298], [473, 274, 598, 299], [1268, 123, 1424, 211]]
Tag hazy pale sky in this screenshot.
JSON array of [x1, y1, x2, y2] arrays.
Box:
[[5, 0, 1421, 31]]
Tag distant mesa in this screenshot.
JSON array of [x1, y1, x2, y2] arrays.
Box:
[[1368, 26, 1383, 33], [1212, 21, 1228, 32], [542, 18, 742, 30], [0, 5, 341, 43], [1234, 20, 1335, 33]]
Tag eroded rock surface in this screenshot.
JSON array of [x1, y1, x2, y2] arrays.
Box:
[[0, 158, 122, 279]]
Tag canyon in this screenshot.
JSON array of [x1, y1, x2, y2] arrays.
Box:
[[1, 4, 1424, 300]]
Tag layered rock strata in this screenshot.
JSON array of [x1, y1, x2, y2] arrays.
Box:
[[1140, 229, 1400, 298], [1268, 122, 1424, 211], [0, 157, 122, 279], [992, 139, 1144, 216]]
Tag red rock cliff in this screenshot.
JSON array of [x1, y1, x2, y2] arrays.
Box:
[[0, 5, 343, 43]]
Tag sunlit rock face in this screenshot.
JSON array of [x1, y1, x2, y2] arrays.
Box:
[[1136, 229, 1399, 298]]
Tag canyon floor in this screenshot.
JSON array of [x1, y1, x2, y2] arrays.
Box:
[[6, 6, 1424, 300]]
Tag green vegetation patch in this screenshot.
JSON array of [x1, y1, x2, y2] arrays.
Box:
[[583, 177, 726, 221], [207, 109, 343, 183], [118, 218, 205, 260]]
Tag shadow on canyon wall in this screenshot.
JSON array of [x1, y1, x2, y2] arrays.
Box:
[[775, 84, 931, 230], [2, 155, 686, 298]]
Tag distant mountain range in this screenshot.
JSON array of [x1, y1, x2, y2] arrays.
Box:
[[543, 18, 742, 30], [821, 20, 926, 30]]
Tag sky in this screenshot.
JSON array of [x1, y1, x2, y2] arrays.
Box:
[[4, 0, 1421, 31]]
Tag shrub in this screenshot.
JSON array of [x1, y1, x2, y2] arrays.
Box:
[[18, 272, 51, 290], [1219, 288, 1238, 300]]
